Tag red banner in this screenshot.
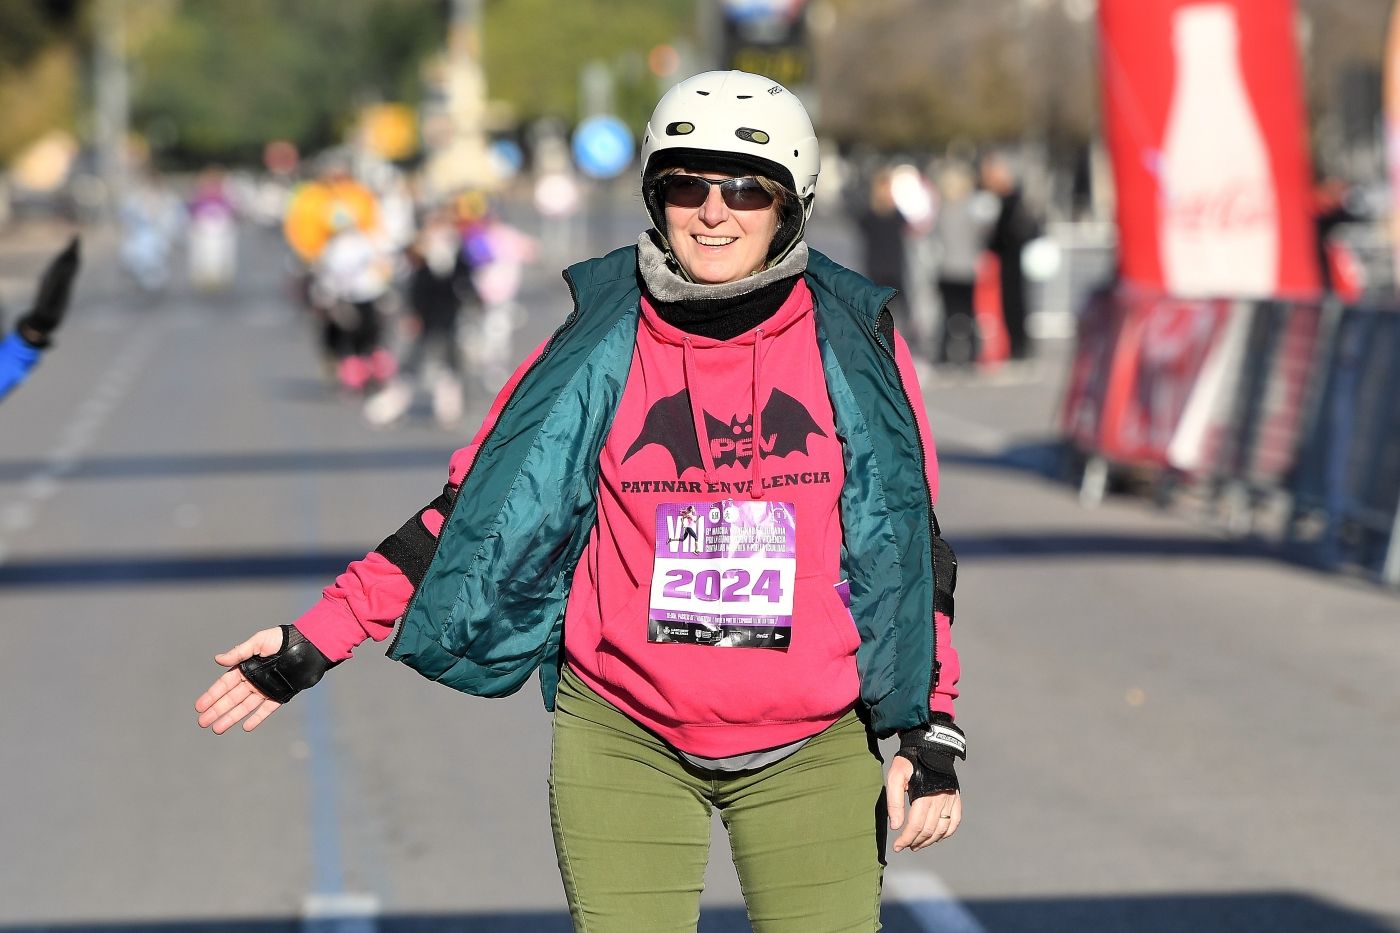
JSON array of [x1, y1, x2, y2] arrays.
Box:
[[1063, 285, 1235, 469], [1062, 284, 1322, 478], [1099, 0, 1319, 299], [1385, 0, 1400, 287]]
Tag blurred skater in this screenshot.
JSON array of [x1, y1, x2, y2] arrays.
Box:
[[282, 155, 385, 387], [187, 167, 239, 291], [456, 192, 537, 390], [120, 172, 183, 294], [365, 206, 479, 427], [312, 211, 396, 394], [195, 73, 965, 933]]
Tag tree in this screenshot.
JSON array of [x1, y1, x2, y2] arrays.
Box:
[[129, 0, 445, 165], [0, 0, 82, 165], [814, 0, 1094, 153], [482, 0, 692, 129]]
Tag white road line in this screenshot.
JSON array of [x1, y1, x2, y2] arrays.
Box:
[[884, 868, 986, 933], [0, 324, 164, 567], [301, 891, 380, 933]]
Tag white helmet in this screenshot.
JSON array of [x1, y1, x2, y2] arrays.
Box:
[[640, 71, 820, 265]]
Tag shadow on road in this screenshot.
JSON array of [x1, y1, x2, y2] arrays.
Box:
[[0, 549, 368, 586], [0, 529, 1284, 589], [0, 447, 453, 483], [0, 437, 1071, 487], [3, 891, 1396, 933], [0, 438, 1363, 588], [938, 438, 1069, 476], [956, 890, 1399, 933]]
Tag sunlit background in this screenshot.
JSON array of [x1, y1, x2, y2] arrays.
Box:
[[2, 2, 1399, 932]]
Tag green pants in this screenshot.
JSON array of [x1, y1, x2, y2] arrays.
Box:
[[549, 666, 888, 932]]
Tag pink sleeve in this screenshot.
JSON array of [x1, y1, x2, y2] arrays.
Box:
[[930, 610, 960, 718], [891, 330, 959, 719], [296, 338, 551, 661]]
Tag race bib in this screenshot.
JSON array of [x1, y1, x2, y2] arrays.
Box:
[[650, 501, 796, 649]]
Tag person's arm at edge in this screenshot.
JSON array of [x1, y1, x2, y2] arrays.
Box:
[[0, 331, 44, 401]]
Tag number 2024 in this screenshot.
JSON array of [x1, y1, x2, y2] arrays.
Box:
[[662, 568, 782, 603]]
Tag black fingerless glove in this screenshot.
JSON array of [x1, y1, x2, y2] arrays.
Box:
[[896, 717, 966, 799], [16, 237, 80, 349], [239, 625, 337, 703]]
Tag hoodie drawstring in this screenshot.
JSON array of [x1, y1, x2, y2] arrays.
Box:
[[681, 332, 767, 498], [682, 337, 718, 486]]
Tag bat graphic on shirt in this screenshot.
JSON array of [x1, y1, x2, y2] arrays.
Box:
[[623, 388, 827, 475], [622, 389, 706, 474]]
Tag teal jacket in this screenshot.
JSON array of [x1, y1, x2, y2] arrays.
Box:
[[387, 245, 944, 736]]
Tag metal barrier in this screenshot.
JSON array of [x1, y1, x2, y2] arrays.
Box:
[[1205, 300, 1324, 533], [1287, 305, 1400, 584], [1061, 283, 1399, 588]]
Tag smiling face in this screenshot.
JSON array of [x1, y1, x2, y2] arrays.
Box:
[[662, 170, 782, 285]]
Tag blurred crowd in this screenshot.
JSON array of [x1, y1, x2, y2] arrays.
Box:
[[277, 151, 539, 429], [840, 151, 1042, 369], [97, 144, 545, 429], [94, 140, 1058, 435]]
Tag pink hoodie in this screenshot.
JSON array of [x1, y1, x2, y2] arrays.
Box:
[[296, 279, 959, 757]]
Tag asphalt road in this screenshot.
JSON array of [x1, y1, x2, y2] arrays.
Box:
[[1, 201, 1397, 933]]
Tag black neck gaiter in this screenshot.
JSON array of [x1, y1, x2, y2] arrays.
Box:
[[649, 274, 802, 341]]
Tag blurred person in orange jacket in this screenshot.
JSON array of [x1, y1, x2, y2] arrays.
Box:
[[282, 155, 388, 387]]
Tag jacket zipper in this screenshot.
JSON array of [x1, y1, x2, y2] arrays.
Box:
[[871, 298, 940, 709], [386, 271, 588, 657]]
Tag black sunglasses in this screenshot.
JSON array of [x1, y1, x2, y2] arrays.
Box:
[[658, 174, 776, 211]]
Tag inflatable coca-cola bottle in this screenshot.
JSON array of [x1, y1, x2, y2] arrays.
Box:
[[1160, 3, 1279, 298]]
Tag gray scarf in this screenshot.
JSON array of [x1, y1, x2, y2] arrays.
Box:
[[636, 233, 809, 303]]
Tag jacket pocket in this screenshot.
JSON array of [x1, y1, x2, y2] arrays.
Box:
[[595, 582, 652, 683]]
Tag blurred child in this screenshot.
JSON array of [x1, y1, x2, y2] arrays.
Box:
[[313, 209, 396, 393], [365, 206, 479, 426], [456, 191, 538, 389]]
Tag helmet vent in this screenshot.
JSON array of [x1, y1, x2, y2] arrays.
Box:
[[735, 127, 770, 145], [696, 90, 711, 96], [736, 95, 753, 99], [666, 122, 695, 136]]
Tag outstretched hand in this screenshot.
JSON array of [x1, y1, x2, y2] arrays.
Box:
[[194, 627, 286, 734], [885, 755, 962, 852]]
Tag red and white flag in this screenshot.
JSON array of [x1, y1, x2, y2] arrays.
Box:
[[1099, 0, 1320, 299]]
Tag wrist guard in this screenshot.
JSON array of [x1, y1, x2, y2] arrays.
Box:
[[239, 625, 336, 703], [896, 720, 966, 798]]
